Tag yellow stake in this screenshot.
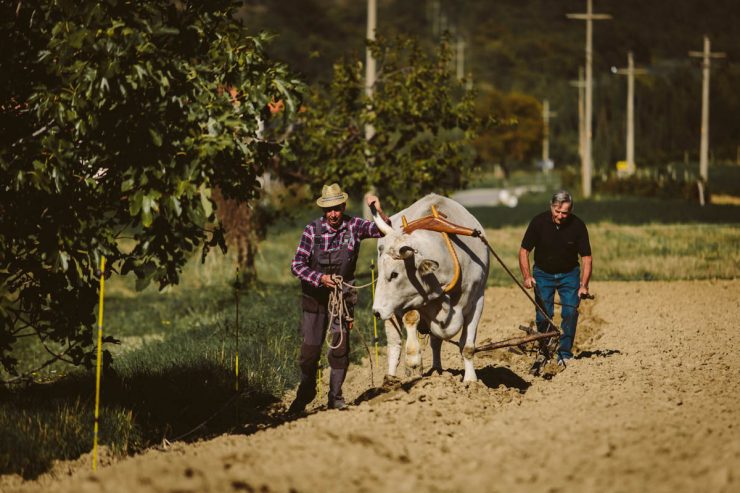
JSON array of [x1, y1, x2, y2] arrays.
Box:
[[235, 353, 239, 392], [235, 267, 240, 393], [316, 365, 322, 400], [92, 256, 106, 472], [371, 260, 379, 367]]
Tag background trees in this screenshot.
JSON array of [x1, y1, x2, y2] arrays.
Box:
[[0, 0, 302, 375], [473, 85, 542, 177], [241, 0, 740, 169], [287, 36, 479, 210]]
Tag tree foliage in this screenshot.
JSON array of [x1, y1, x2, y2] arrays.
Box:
[[241, 0, 740, 167], [473, 85, 542, 174], [285, 36, 479, 210], [0, 0, 302, 376]]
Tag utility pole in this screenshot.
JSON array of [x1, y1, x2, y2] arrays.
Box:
[[541, 99, 557, 172], [456, 36, 465, 81], [689, 35, 725, 187], [430, 0, 441, 37], [363, 0, 377, 218], [570, 67, 586, 166], [613, 51, 647, 176], [567, 0, 611, 198], [365, 0, 376, 140]]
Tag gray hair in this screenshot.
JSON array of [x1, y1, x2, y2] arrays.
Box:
[[550, 190, 574, 208]]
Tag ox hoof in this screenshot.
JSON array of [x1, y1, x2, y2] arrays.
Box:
[[405, 353, 421, 369], [383, 374, 401, 387], [462, 372, 478, 383]]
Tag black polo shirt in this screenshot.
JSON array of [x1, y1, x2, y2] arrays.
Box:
[[521, 211, 591, 274]]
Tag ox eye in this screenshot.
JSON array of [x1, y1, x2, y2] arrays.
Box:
[[389, 271, 398, 281]]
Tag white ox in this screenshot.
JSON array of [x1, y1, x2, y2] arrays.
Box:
[[372, 194, 490, 382]]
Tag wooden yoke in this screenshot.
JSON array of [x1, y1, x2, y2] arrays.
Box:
[[401, 205, 476, 293]]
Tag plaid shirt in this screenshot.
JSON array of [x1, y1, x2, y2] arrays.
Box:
[[291, 215, 382, 287]]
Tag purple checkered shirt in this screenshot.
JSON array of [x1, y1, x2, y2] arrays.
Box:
[[291, 215, 382, 287]]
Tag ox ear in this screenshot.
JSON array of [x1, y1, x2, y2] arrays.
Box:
[[418, 259, 439, 275], [399, 246, 415, 259]]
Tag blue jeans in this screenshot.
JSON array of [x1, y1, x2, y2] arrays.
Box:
[[533, 265, 581, 360]]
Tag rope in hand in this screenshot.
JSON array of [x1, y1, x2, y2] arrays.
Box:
[[325, 274, 376, 387], [326, 275, 352, 350]]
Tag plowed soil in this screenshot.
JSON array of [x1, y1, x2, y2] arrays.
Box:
[[6, 280, 740, 493]]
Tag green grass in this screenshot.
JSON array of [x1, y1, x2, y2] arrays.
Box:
[[0, 213, 381, 479], [2, 190, 739, 478], [0, 280, 300, 478], [484, 222, 740, 286], [475, 191, 739, 285], [0, 395, 139, 478]]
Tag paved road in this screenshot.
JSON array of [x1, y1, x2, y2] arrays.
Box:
[[452, 185, 546, 207]]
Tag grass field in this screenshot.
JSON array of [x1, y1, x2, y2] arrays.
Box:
[[2, 189, 739, 478]]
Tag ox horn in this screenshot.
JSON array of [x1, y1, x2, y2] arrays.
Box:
[[370, 201, 394, 236]]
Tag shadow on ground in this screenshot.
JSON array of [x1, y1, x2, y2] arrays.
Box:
[[0, 365, 279, 479], [576, 349, 622, 359], [476, 365, 531, 391], [350, 364, 530, 407]]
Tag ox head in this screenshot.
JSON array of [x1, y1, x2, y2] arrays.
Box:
[[371, 208, 442, 320]]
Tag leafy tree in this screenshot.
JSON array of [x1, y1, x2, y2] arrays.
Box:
[[243, 0, 740, 167], [473, 84, 543, 175], [285, 36, 479, 210], [0, 0, 302, 377]]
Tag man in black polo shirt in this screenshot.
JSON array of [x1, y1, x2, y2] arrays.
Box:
[[518, 190, 592, 368]]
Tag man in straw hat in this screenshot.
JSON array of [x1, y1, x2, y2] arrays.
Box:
[[289, 183, 390, 412]]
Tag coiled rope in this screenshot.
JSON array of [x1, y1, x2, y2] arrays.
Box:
[[324, 274, 376, 386]]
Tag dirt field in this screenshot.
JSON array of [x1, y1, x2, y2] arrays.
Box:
[[6, 280, 740, 493]]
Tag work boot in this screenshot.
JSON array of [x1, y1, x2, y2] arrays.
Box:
[[287, 398, 307, 415], [288, 372, 317, 414], [328, 398, 347, 410], [327, 368, 348, 410]]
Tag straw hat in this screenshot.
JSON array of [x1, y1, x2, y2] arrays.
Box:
[[316, 183, 349, 208]]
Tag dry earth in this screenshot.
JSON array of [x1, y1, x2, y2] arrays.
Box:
[[5, 280, 740, 493]]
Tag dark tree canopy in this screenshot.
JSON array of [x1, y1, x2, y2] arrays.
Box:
[[0, 0, 302, 376]]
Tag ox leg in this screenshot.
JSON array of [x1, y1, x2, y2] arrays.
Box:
[[384, 318, 402, 377], [460, 296, 484, 382], [430, 334, 443, 373], [403, 311, 422, 370]]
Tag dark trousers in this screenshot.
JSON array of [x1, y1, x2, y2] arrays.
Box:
[[295, 307, 350, 406]]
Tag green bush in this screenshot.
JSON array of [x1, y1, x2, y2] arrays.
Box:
[[560, 165, 708, 201]]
